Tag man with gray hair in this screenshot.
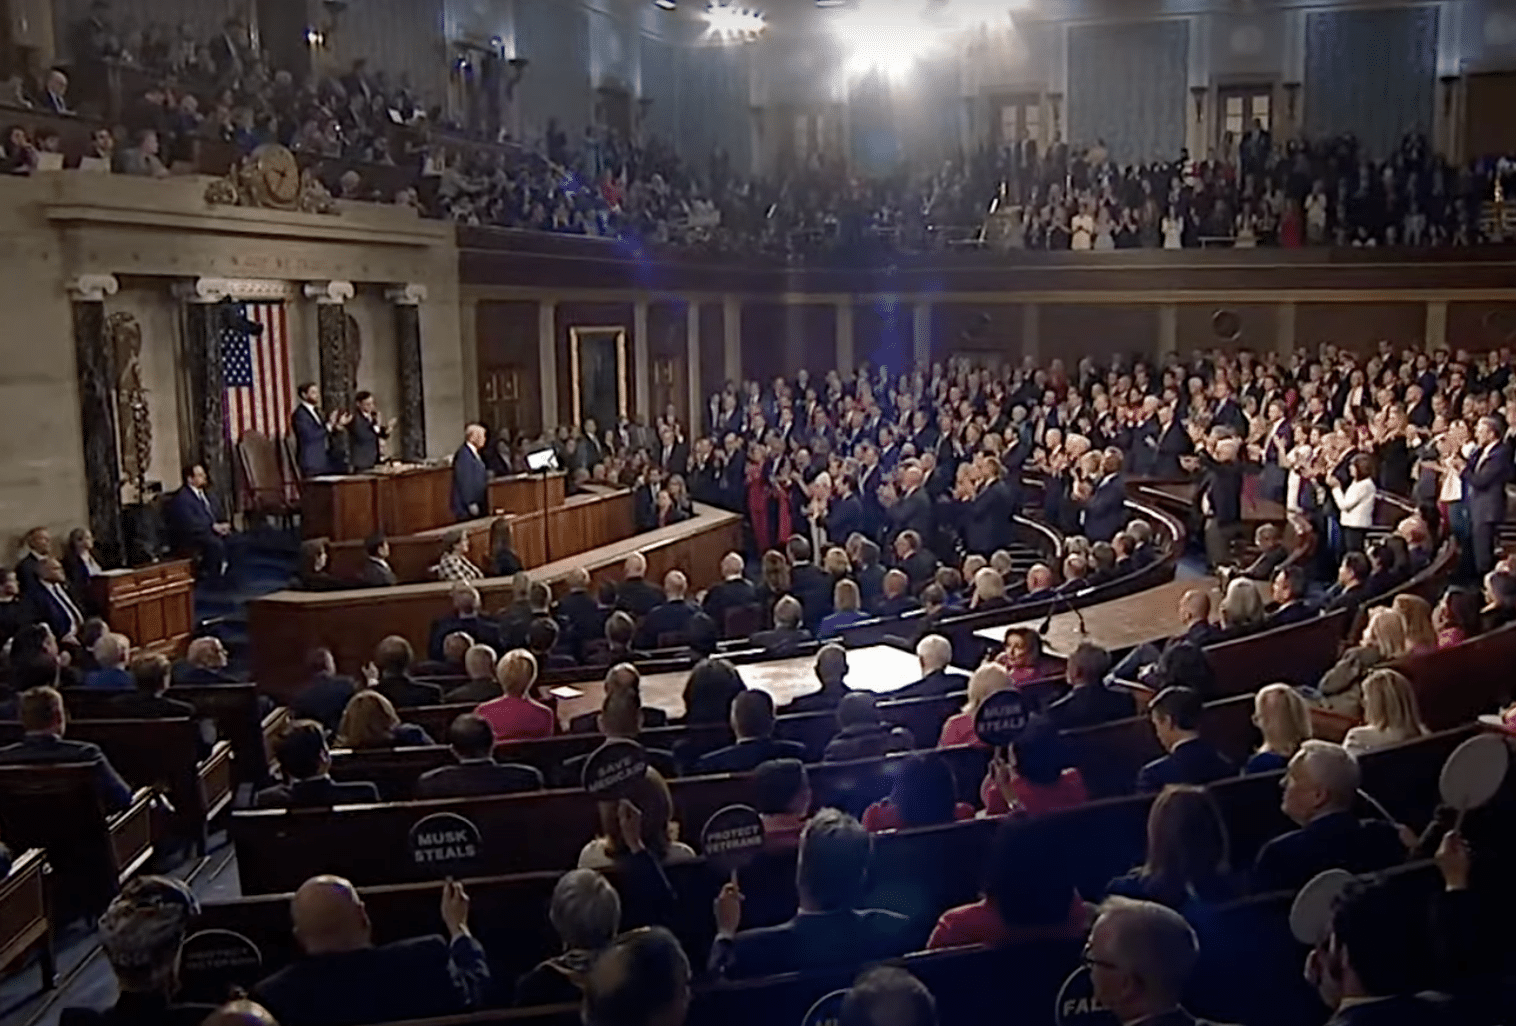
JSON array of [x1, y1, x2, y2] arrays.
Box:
[[893, 635, 965, 700], [750, 596, 812, 657], [788, 642, 850, 716], [84, 632, 132, 690], [516, 869, 622, 1007], [1252, 740, 1407, 893], [1046, 641, 1134, 730], [702, 552, 757, 637], [1085, 896, 1213, 1026], [616, 551, 663, 617], [443, 645, 502, 703], [428, 583, 502, 660]]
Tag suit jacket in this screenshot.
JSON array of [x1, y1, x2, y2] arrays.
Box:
[[359, 558, 397, 588], [790, 564, 834, 628], [855, 563, 887, 613], [566, 706, 669, 736], [442, 678, 502, 704], [23, 582, 84, 640], [826, 494, 866, 548], [165, 486, 222, 547], [1047, 684, 1137, 732], [253, 933, 489, 1026], [254, 776, 381, 809], [616, 578, 665, 619], [14, 551, 44, 598], [0, 734, 132, 812], [1082, 475, 1128, 542], [1198, 458, 1247, 525], [427, 614, 504, 661], [555, 591, 606, 648], [292, 405, 331, 477], [414, 759, 544, 799], [749, 627, 812, 657], [657, 442, 690, 476], [450, 444, 489, 521], [348, 414, 388, 472], [714, 907, 917, 979], [1325, 996, 1452, 1026], [901, 550, 939, 592], [1136, 738, 1236, 793], [171, 664, 238, 686], [703, 578, 759, 634], [963, 480, 1011, 555], [1266, 601, 1317, 628], [289, 673, 358, 732], [107, 691, 197, 720], [1153, 422, 1194, 478], [696, 737, 806, 774], [889, 668, 969, 701], [1252, 811, 1406, 893], [636, 600, 700, 648], [887, 488, 934, 546], [375, 674, 443, 709], [1463, 442, 1513, 526]]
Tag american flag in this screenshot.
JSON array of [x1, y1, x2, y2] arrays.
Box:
[[222, 301, 293, 442]]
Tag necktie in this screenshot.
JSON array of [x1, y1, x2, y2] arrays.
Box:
[[50, 583, 82, 634]]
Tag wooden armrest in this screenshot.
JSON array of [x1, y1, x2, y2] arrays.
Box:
[[106, 788, 158, 881]]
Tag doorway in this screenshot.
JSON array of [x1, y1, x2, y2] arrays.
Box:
[[569, 326, 628, 431]]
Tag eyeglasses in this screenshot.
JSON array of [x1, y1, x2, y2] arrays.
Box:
[[1081, 945, 1120, 970]]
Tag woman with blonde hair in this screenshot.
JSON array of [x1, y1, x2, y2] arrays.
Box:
[[1217, 578, 1265, 639], [1392, 594, 1438, 655], [1343, 669, 1429, 755], [822, 546, 851, 580], [818, 579, 868, 639], [335, 690, 433, 750], [970, 567, 1008, 611], [1316, 607, 1408, 717], [1246, 683, 1311, 774], [937, 663, 1011, 748]]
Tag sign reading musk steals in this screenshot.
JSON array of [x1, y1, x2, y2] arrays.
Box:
[[409, 812, 483, 868]]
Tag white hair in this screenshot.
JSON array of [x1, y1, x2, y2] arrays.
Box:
[[1291, 739, 1360, 810], [94, 633, 130, 668], [464, 644, 497, 678], [1097, 896, 1199, 1002], [916, 634, 951, 674]]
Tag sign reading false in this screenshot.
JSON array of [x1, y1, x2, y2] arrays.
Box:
[[409, 811, 483, 870], [1054, 965, 1120, 1026], [701, 804, 766, 874], [179, 929, 264, 1003], [975, 688, 1029, 747], [582, 739, 649, 798], [800, 988, 849, 1026]]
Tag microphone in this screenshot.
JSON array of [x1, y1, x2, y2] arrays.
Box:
[[1036, 589, 1066, 637], [1037, 586, 1093, 639]]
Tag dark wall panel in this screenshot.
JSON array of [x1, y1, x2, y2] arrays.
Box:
[[1296, 302, 1426, 354], [792, 304, 838, 379], [853, 298, 912, 374], [1041, 305, 1159, 364], [476, 301, 541, 439], [1176, 303, 1279, 354], [1447, 302, 1516, 352], [648, 301, 690, 429], [698, 304, 726, 409], [556, 302, 633, 429], [741, 303, 785, 386], [930, 303, 1025, 365]]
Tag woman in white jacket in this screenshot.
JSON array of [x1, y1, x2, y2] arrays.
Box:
[[1331, 453, 1377, 553]]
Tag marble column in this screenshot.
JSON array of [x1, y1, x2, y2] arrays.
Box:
[[538, 300, 558, 430], [303, 281, 357, 415], [633, 299, 650, 421], [722, 295, 742, 383], [69, 275, 124, 567], [835, 300, 854, 376], [1157, 304, 1178, 356], [1425, 300, 1448, 349], [386, 284, 429, 461], [178, 289, 235, 506], [912, 302, 932, 369], [1022, 304, 1041, 363], [685, 302, 701, 434], [1275, 302, 1297, 358]]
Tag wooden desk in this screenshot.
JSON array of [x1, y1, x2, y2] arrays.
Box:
[[248, 503, 743, 699], [975, 578, 1219, 657], [489, 473, 566, 515], [302, 465, 454, 542], [87, 559, 194, 656], [0, 848, 51, 992]]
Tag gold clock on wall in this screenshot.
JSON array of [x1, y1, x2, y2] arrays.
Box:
[[247, 144, 301, 208]]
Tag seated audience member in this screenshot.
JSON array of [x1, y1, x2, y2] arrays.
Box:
[[578, 766, 697, 871], [358, 533, 397, 587], [673, 657, 745, 770], [569, 663, 669, 734], [788, 536, 835, 629], [934, 566, 967, 607], [587, 611, 649, 667], [110, 653, 196, 720], [1056, 554, 1090, 594], [981, 716, 1088, 817], [556, 567, 606, 651], [1127, 520, 1158, 567], [1393, 594, 1438, 655], [1324, 551, 1373, 620], [755, 549, 793, 625], [414, 630, 473, 678], [526, 617, 576, 671], [696, 689, 805, 774], [938, 664, 1010, 747], [894, 531, 939, 593], [993, 627, 1045, 684], [255, 720, 380, 808], [1086, 543, 1118, 586], [711, 809, 918, 978], [497, 573, 534, 648], [1238, 523, 1289, 581], [1482, 570, 1516, 631], [1252, 740, 1407, 892], [1023, 563, 1056, 601], [294, 539, 344, 592], [1107, 785, 1241, 911], [1217, 577, 1266, 639], [1365, 542, 1404, 598], [1341, 669, 1429, 756], [581, 926, 691, 1026], [433, 529, 484, 583], [1267, 565, 1316, 627], [416, 714, 542, 799], [371, 636, 444, 708], [874, 570, 919, 618], [893, 634, 965, 700], [165, 464, 233, 583], [1247, 683, 1312, 774], [786, 643, 850, 716], [852, 540, 887, 613], [289, 648, 359, 733], [562, 686, 678, 785], [635, 571, 700, 649], [1433, 588, 1481, 648], [861, 753, 974, 832], [819, 579, 870, 639], [1308, 878, 1450, 1026], [927, 816, 1091, 950], [251, 875, 487, 1026], [475, 650, 555, 741], [703, 552, 759, 635], [683, 612, 720, 659], [824, 692, 914, 763], [750, 595, 813, 656], [1136, 687, 1236, 792], [1316, 607, 1409, 718], [427, 585, 503, 661], [174, 636, 237, 685], [515, 869, 622, 1008], [336, 691, 433, 749], [839, 966, 938, 1026], [200, 1000, 279, 1026], [58, 875, 212, 1026], [489, 518, 523, 578], [1109, 589, 1218, 686], [1083, 897, 1213, 1026], [1047, 642, 1136, 730], [0, 569, 26, 648], [615, 552, 663, 618], [83, 632, 132, 689], [0, 686, 132, 811], [754, 758, 810, 853], [443, 644, 503, 703]]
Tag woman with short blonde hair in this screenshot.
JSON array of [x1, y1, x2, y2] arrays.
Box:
[[1392, 594, 1438, 655], [937, 663, 1011, 748], [1246, 683, 1311, 774], [1343, 669, 1429, 756], [1316, 606, 1409, 717]]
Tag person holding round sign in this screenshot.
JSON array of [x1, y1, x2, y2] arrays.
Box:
[[980, 715, 1089, 818], [1081, 897, 1221, 1026], [938, 663, 1011, 748], [578, 764, 697, 879]]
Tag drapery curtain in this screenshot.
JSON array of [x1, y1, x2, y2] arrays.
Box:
[[1304, 6, 1438, 159], [514, 0, 592, 143], [1067, 20, 1189, 163]]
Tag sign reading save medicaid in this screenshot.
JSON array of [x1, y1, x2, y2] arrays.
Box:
[[408, 811, 483, 871], [974, 688, 1029, 746], [582, 739, 649, 797]]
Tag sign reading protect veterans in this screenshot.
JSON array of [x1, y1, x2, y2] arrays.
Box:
[[974, 688, 1029, 746], [582, 739, 649, 797], [409, 811, 483, 870], [179, 928, 263, 1003], [700, 804, 766, 873]]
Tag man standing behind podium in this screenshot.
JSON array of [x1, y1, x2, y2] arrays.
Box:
[[347, 391, 394, 473], [292, 382, 347, 478], [451, 424, 490, 522]]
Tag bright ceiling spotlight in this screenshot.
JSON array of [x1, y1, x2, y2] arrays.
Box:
[[703, 2, 766, 40], [653, 0, 677, 10], [833, 1, 938, 81]]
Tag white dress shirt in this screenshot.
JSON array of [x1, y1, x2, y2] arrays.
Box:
[[1331, 478, 1377, 529]]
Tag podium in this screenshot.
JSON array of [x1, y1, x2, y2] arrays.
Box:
[[88, 559, 195, 656], [302, 466, 454, 542]]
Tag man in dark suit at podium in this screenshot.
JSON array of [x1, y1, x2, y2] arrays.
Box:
[[347, 391, 392, 472], [165, 464, 232, 583], [292, 382, 342, 478], [451, 424, 490, 522]]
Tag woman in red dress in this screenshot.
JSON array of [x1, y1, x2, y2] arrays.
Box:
[[745, 442, 771, 553]]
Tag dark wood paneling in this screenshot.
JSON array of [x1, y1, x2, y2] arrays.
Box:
[[1176, 303, 1278, 353], [791, 304, 838, 379], [854, 298, 912, 374], [1296, 302, 1426, 354], [698, 303, 726, 411], [648, 301, 690, 429], [1447, 301, 1516, 352], [476, 301, 540, 439], [1466, 72, 1516, 169], [1041, 305, 1159, 364], [556, 302, 633, 429], [930, 304, 1026, 365], [741, 303, 785, 386]]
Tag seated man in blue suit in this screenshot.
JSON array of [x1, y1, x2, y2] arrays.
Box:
[[165, 463, 232, 584], [0, 685, 132, 812], [1135, 686, 1236, 793], [450, 424, 490, 522], [21, 557, 86, 643]]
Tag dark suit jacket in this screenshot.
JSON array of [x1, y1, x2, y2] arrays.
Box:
[[696, 737, 806, 774], [616, 578, 665, 618], [1136, 738, 1236, 793], [450, 444, 489, 521], [1463, 442, 1513, 526], [703, 578, 759, 634], [790, 564, 834, 628], [889, 669, 969, 701], [171, 664, 238, 686], [555, 590, 606, 646], [428, 614, 504, 661], [749, 627, 812, 657], [887, 488, 934, 545], [254, 776, 381, 809], [1047, 684, 1137, 731], [14, 551, 44, 598], [1082, 475, 1128, 542], [636, 600, 700, 648], [165, 486, 222, 547], [1198, 458, 1247, 525], [1252, 811, 1406, 893], [348, 414, 387, 472], [414, 759, 544, 799], [253, 933, 488, 1026], [855, 563, 887, 613], [0, 734, 132, 812], [23, 584, 82, 640], [657, 442, 690, 476], [375, 674, 443, 709], [290, 674, 359, 732], [107, 692, 197, 720], [1266, 600, 1317, 628], [1325, 996, 1452, 1026], [826, 495, 866, 547], [566, 706, 668, 736], [962, 480, 1011, 555], [715, 907, 917, 979], [442, 678, 502, 704], [1153, 422, 1194, 478], [901, 550, 939, 592], [292, 405, 331, 477]]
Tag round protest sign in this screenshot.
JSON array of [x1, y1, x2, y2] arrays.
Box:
[[975, 688, 1029, 746], [700, 804, 766, 873], [582, 739, 649, 797], [409, 811, 483, 871]]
